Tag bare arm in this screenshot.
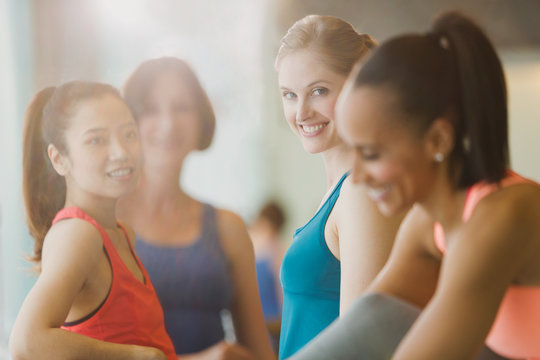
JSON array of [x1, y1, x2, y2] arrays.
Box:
[[217, 209, 276, 360], [393, 186, 540, 359], [336, 180, 405, 314], [9, 219, 166, 360], [368, 204, 441, 308]]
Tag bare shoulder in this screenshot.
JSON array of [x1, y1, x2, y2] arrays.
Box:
[[215, 208, 253, 259], [216, 208, 247, 233], [476, 182, 540, 222], [465, 183, 540, 255], [336, 177, 406, 234], [41, 218, 104, 274], [337, 177, 377, 213]]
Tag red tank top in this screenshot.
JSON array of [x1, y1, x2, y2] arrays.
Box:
[[54, 207, 176, 360], [434, 171, 540, 359]]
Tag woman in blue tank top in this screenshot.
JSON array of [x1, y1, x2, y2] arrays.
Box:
[[118, 57, 275, 360], [275, 15, 406, 359]]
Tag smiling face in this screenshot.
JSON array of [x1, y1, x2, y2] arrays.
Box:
[[56, 95, 141, 201], [136, 70, 201, 168], [336, 84, 440, 215], [278, 48, 347, 154]]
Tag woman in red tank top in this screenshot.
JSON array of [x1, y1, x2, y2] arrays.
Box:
[[10, 81, 176, 360]]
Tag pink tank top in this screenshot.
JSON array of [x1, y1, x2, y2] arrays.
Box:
[[433, 171, 540, 360], [54, 207, 176, 360]]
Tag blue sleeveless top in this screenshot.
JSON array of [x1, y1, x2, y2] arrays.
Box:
[[134, 204, 234, 355], [279, 173, 348, 359]]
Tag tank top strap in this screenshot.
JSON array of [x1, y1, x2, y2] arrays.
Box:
[[52, 207, 112, 247], [462, 171, 532, 221], [198, 203, 220, 246], [52, 207, 121, 263], [434, 170, 536, 253], [321, 171, 350, 216]]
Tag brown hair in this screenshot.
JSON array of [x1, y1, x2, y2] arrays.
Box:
[[258, 201, 286, 232], [275, 15, 376, 75], [123, 57, 215, 150], [22, 81, 122, 266], [351, 11, 508, 188]]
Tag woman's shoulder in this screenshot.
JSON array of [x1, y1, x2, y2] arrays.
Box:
[[42, 218, 104, 271], [214, 207, 253, 259], [47, 217, 104, 246], [336, 177, 406, 230], [337, 176, 375, 211], [215, 207, 248, 238], [471, 182, 540, 235]]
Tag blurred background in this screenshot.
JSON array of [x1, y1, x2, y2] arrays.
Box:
[[1, 0, 540, 354]]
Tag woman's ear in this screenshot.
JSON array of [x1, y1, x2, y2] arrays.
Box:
[[48, 144, 69, 176], [424, 117, 455, 162]]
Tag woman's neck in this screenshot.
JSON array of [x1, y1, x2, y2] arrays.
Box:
[[420, 177, 468, 234], [321, 143, 354, 190], [64, 191, 118, 229]]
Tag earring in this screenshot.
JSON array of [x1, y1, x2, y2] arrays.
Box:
[[434, 152, 444, 162]]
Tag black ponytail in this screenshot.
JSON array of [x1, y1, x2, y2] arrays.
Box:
[[353, 11, 508, 188], [432, 11, 508, 186]]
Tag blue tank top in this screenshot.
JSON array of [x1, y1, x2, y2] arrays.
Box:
[[279, 173, 348, 359], [256, 256, 281, 321], [134, 204, 233, 354]]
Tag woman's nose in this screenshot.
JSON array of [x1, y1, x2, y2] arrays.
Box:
[[109, 137, 128, 161], [295, 98, 313, 123]]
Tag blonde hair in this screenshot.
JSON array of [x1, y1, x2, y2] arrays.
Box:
[[275, 15, 376, 75]]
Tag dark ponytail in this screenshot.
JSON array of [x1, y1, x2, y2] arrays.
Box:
[[22, 87, 65, 265], [22, 81, 122, 267], [432, 11, 508, 186], [353, 11, 508, 188]]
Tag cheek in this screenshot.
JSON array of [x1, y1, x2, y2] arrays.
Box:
[[324, 99, 336, 121], [367, 161, 404, 183], [319, 96, 338, 121], [282, 102, 296, 124], [136, 119, 153, 139]]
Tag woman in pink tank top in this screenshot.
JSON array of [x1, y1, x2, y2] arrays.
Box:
[[10, 81, 176, 360], [292, 10, 540, 360]]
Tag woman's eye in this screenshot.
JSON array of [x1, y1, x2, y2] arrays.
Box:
[[312, 88, 328, 96], [125, 130, 138, 140], [88, 137, 105, 145], [362, 152, 380, 161], [282, 91, 296, 100]]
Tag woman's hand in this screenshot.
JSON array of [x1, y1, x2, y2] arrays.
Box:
[[131, 345, 169, 360]]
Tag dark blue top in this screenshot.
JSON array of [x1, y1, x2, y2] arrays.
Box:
[[135, 204, 233, 355], [279, 173, 348, 359]]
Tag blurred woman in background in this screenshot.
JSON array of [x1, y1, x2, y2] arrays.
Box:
[[119, 57, 275, 360], [248, 201, 287, 349]]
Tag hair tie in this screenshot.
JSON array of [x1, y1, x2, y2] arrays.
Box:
[[439, 35, 450, 50]]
